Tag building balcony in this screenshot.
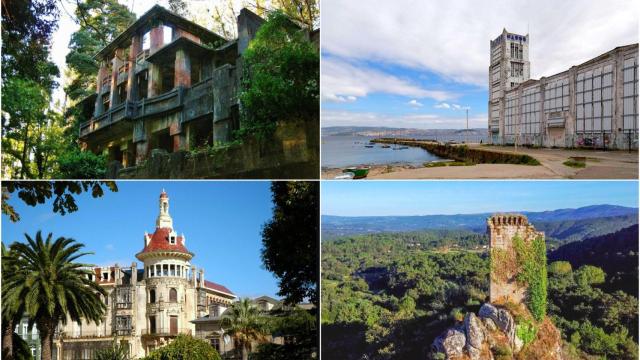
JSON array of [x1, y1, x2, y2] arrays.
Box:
[[116, 302, 133, 309], [80, 77, 217, 139], [55, 330, 113, 340], [141, 328, 192, 337]]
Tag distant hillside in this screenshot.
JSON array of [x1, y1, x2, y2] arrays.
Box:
[[549, 224, 639, 295], [321, 126, 486, 137], [322, 205, 638, 243]]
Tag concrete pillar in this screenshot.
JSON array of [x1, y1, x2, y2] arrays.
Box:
[[94, 60, 109, 116], [148, 25, 164, 97], [613, 51, 625, 144], [136, 141, 148, 165], [191, 266, 197, 287], [174, 48, 191, 88], [109, 49, 124, 106], [127, 35, 141, 102], [199, 269, 204, 287], [567, 67, 577, 144]]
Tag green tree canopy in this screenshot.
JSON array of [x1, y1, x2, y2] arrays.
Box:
[[261, 182, 318, 306], [142, 335, 220, 360], [239, 11, 319, 137]]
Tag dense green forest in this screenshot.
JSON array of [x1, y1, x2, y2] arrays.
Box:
[[321, 227, 638, 359]]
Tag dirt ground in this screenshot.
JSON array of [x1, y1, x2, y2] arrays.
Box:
[[321, 143, 638, 179]]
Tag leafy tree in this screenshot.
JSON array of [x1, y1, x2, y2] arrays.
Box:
[[1, 78, 56, 178], [270, 0, 318, 29], [575, 265, 606, 287], [262, 181, 318, 306], [251, 308, 317, 360], [2, 232, 107, 360], [548, 261, 572, 275], [141, 334, 220, 360], [1, 181, 117, 222], [56, 148, 108, 179], [1, 244, 26, 360], [239, 11, 319, 138], [222, 298, 269, 360]]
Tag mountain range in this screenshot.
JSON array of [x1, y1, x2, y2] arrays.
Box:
[[322, 205, 638, 243]]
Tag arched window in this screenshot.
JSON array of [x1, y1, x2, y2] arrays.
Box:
[[149, 289, 156, 303], [169, 288, 177, 302]]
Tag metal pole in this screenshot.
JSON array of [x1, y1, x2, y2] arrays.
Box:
[[466, 108, 469, 144]]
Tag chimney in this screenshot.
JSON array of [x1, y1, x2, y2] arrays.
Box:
[[131, 262, 137, 285], [199, 269, 205, 287], [191, 266, 197, 286]]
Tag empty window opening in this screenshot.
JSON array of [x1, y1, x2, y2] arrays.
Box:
[[117, 83, 127, 103], [137, 70, 148, 100]]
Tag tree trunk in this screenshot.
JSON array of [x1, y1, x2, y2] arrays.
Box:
[[242, 345, 248, 360], [39, 321, 55, 360], [19, 122, 30, 179], [2, 318, 14, 360]]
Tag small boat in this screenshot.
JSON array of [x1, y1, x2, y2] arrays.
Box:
[[364, 145, 374, 148], [334, 172, 355, 180], [343, 166, 370, 179], [393, 146, 409, 150], [381, 145, 391, 148]]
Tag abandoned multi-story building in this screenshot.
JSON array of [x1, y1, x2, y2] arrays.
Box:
[[488, 29, 639, 149], [52, 190, 237, 359], [77, 5, 274, 167], [487, 214, 544, 304]]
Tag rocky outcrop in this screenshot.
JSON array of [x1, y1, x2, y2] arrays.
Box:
[[431, 303, 563, 360]]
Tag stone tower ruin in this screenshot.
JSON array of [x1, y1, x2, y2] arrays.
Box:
[[487, 214, 544, 304]]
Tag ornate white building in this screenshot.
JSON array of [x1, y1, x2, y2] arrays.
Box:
[[53, 190, 236, 359]]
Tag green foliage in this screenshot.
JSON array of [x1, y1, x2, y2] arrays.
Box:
[[95, 339, 130, 360], [141, 335, 220, 360], [12, 331, 34, 360], [2, 232, 107, 360], [516, 319, 538, 346], [239, 11, 319, 138], [1, 181, 118, 222], [222, 298, 269, 359], [262, 182, 318, 306], [513, 235, 547, 321], [574, 265, 606, 287], [563, 159, 586, 168], [56, 149, 108, 179], [250, 309, 317, 360], [492, 344, 512, 360], [548, 261, 572, 275]]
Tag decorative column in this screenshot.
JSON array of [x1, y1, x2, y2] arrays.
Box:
[[147, 24, 164, 97]]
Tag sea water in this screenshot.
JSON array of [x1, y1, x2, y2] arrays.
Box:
[[321, 135, 445, 168]]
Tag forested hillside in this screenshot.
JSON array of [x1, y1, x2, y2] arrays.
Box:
[[322, 225, 638, 359]]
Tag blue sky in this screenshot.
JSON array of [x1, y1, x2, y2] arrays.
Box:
[[322, 181, 639, 216], [1, 181, 280, 299], [320, 0, 638, 129]]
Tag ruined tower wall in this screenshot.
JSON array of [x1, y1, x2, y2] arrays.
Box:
[[487, 214, 544, 304]]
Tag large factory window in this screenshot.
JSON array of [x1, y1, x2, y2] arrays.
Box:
[[623, 56, 638, 131]]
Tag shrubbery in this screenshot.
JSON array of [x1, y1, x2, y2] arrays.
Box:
[[141, 335, 221, 360]]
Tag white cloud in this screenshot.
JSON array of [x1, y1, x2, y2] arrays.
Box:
[[408, 99, 423, 107], [322, 110, 486, 129], [322, 0, 638, 87], [321, 57, 457, 102], [434, 103, 451, 109]]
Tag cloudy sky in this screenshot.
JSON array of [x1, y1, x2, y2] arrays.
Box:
[[321, 0, 638, 129]]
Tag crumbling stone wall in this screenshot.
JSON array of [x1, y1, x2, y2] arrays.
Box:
[[487, 214, 544, 304]]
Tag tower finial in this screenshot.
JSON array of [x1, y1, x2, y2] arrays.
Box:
[[156, 191, 173, 229]]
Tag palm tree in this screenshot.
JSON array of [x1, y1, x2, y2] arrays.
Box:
[[222, 298, 269, 360], [2, 231, 107, 360], [1, 243, 24, 360]]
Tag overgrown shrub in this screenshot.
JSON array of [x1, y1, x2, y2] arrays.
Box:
[[56, 148, 107, 179], [141, 335, 221, 360]]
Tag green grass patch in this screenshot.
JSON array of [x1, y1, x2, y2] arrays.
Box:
[[423, 161, 471, 168], [516, 319, 538, 346], [563, 159, 586, 168]]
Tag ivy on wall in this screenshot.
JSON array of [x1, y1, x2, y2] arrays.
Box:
[[513, 235, 548, 321]]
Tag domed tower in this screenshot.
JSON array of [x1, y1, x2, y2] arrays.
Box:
[[136, 190, 198, 350]]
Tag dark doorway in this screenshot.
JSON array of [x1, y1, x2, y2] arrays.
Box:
[[149, 316, 156, 334], [137, 70, 148, 100], [150, 129, 173, 153]]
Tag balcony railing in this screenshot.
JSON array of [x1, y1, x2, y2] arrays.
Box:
[[55, 330, 113, 339], [141, 328, 192, 337], [79, 101, 135, 138], [136, 49, 150, 64], [116, 302, 133, 309], [115, 329, 133, 336]]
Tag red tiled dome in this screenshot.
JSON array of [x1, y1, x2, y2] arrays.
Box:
[[139, 227, 191, 255]]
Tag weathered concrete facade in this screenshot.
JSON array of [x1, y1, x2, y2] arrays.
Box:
[[488, 29, 639, 149], [487, 214, 544, 305], [53, 191, 236, 359], [78, 6, 268, 167]]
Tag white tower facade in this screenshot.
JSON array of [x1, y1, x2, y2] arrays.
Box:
[[488, 29, 531, 143]]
